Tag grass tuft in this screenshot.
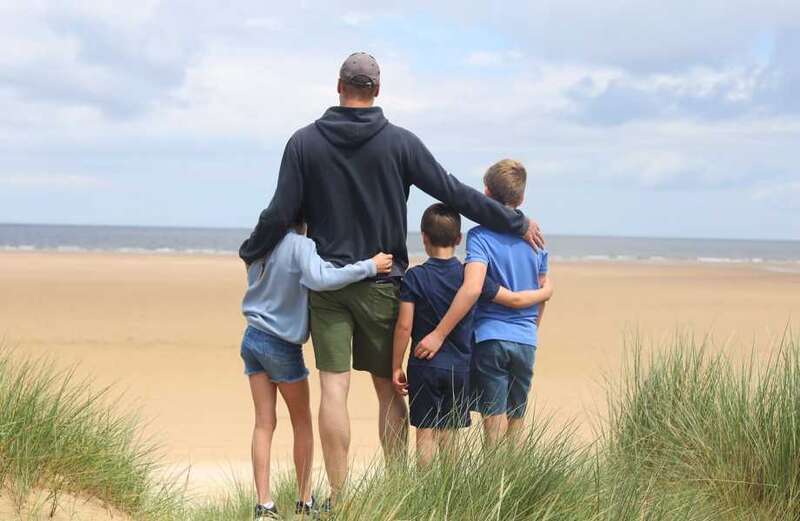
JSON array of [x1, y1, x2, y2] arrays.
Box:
[[604, 333, 800, 519], [0, 350, 182, 519], [333, 413, 584, 521]]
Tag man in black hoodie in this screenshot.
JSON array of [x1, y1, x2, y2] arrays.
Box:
[[239, 52, 543, 503]]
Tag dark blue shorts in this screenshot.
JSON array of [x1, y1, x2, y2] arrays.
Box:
[[470, 340, 536, 418], [407, 365, 471, 430], [240, 326, 309, 383]]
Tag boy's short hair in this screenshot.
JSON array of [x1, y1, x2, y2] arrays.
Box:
[[484, 159, 527, 207], [421, 204, 461, 247]]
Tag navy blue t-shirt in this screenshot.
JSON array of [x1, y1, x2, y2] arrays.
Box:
[[399, 257, 499, 372]]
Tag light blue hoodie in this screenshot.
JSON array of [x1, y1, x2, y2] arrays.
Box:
[[242, 230, 376, 345]]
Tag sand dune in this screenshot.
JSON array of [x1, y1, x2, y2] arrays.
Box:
[[0, 492, 125, 521], [1, 251, 798, 494]]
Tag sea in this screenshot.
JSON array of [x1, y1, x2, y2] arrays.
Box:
[[1, 223, 799, 267]]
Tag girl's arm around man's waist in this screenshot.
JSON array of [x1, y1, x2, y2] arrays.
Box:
[[295, 237, 393, 292]]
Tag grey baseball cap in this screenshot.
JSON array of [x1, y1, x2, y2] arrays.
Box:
[[339, 52, 380, 87]]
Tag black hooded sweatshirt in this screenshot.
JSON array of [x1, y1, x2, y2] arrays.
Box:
[[239, 106, 529, 276]]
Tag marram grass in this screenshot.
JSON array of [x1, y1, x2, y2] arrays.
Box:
[[1, 333, 799, 520], [0, 351, 182, 519], [604, 332, 800, 520]]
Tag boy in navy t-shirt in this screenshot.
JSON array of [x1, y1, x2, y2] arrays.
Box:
[[391, 203, 552, 467], [414, 160, 551, 447]]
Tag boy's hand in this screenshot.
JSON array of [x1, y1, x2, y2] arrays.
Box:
[[524, 219, 545, 250], [372, 252, 393, 274], [392, 367, 408, 396], [414, 331, 444, 360]]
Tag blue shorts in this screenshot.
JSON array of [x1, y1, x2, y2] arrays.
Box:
[[408, 365, 471, 430], [240, 326, 309, 383], [470, 340, 536, 418]]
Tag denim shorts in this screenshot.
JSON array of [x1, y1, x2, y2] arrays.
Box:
[[240, 326, 309, 383], [470, 340, 536, 418], [408, 365, 471, 430]]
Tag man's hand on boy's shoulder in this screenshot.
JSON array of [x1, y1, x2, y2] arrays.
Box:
[[414, 331, 444, 360], [524, 219, 545, 250], [392, 367, 408, 396]]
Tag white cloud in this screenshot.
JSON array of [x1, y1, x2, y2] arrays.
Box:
[[0, 174, 107, 188], [243, 17, 282, 31], [340, 12, 371, 26], [753, 181, 800, 207], [148, 45, 338, 141], [55, 0, 160, 25], [464, 50, 524, 67]]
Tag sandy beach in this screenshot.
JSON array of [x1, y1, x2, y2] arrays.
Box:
[[1, 251, 798, 493]]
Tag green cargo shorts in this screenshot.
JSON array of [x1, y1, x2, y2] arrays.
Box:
[[309, 280, 399, 379]]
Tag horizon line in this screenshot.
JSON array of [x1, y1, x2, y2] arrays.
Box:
[[1, 221, 798, 244]]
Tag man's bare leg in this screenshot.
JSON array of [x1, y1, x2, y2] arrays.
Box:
[[482, 414, 508, 446], [248, 373, 278, 505], [415, 428, 436, 469], [371, 374, 408, 464], [318, 370, 351, 501], [278, 378, 314, 503]]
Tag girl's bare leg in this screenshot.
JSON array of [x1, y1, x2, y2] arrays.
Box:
[[249, 373, 278, 505], [277, 378, 314, 503]]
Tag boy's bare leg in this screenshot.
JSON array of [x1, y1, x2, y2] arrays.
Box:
[[436, 429, 456, 461], [249, 373, 278, 505], [482, 414, 508, 446], [506, 417, 526, 448], [416, 428, 436, 468], [278, 378, 314, 503], [371, 375, 409, 464], [319, 370, 351, 501]]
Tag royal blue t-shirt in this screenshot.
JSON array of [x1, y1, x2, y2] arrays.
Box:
[[399, 257, 499, 372], [465, 226, 549, 347]]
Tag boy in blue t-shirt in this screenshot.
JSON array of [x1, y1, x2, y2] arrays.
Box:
[[392, 203, 552, 466], [414, 160, 551, 446]]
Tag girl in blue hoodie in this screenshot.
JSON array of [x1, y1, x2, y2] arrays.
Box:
[[241, 214, 392, 519]]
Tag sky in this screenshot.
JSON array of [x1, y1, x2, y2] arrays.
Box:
[[0, 1, 799, 240]]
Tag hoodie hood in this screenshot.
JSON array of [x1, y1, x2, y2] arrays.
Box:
[[315, 106, 389, 148]]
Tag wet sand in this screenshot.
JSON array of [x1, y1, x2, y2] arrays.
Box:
[[1, 251, 798, 493]]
